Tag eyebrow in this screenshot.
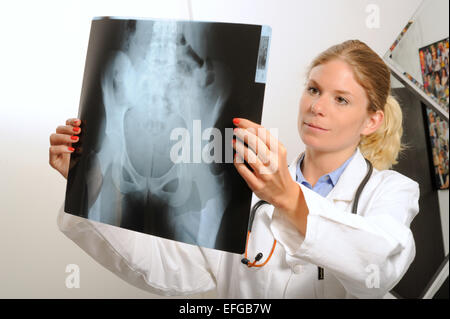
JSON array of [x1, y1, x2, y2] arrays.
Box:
[[308, 79, 353, 96]]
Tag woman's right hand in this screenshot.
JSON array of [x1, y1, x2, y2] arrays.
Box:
[[49, 118, 82, 179]]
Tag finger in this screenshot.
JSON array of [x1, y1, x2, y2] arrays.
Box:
[[56, 125, 81, 135], [49, 144, 75, 158], [233, 138, 264, 175], [234, 127, 270, 164], [233, 117, 261, 130], [233, 118, 278, 152], [50, 133, 80, 146], [66, 118, 81, 126], [233, 154, 262, 191], [234, 139, 278, 177]]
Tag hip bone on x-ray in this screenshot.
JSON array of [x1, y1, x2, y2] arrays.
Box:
[[64, 17, 271, 254]]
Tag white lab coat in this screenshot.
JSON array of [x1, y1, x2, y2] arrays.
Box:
[[57, 147, 420, 298]]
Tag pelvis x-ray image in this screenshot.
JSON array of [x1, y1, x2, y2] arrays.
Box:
[[64, 17, 271, 254]]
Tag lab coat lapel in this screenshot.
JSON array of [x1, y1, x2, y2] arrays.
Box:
[[287, 148, 368, 202], [326, 148, 368, 201], [266, 148, 367, 222]]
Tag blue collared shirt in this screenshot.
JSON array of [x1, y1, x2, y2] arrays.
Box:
[[296, 150, 357, 197]]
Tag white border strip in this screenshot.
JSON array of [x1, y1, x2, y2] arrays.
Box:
[[422, 256, 449, 299]]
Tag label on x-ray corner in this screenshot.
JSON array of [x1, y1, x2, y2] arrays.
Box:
[[255, 25, 272, 84]]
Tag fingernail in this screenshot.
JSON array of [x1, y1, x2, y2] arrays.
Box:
[[73, 127, 80, 132], [68, 147, 75, 152], [70, 136, 78, 141], [233, 118, 240, 125]]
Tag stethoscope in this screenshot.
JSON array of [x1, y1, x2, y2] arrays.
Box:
[[242, 157, 373, 280]]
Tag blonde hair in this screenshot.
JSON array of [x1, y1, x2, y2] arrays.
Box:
[[305, 40, 404, 170]]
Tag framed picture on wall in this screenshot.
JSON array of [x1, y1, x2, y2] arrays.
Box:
[[418, 38, 449, 113], [424, 107, 449, 189]]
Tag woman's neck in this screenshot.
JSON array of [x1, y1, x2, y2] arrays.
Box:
[[301, 147, 357, 187]]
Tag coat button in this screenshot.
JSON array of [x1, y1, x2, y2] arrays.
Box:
[[293, 265, 303, 274]]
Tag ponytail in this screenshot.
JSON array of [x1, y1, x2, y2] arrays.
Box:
[[359, 95, 404, 170]]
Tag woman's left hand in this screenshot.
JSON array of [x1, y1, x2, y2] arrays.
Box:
[[232, 118, 301, 214]]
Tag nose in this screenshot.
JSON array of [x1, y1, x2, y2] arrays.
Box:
[[310, 95, 327, 116]]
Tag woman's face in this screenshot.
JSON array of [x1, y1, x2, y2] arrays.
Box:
[[298, 59, 383, 154], [435, 74, 441, 84]]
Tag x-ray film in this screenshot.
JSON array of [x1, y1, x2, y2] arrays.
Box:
[[64, 17, 272, 254]]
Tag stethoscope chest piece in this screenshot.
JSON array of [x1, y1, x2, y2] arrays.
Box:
[[242, 200, 277, 268]]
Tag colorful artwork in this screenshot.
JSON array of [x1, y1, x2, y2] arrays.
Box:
[[425, 107, 449, 189], [389, 20, 414, 52], [419, 38, 449, 113]]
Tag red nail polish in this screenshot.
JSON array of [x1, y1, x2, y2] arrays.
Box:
[[68, 147, 75, 152], [233, 118, 240, 125], [73, 127, 80, 132], [70, 136, 78, 141]]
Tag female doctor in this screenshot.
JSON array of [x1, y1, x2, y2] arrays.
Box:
[[49, 40, 420, 298]]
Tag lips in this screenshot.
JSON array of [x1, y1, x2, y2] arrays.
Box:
[[304, 122, 329, 131]]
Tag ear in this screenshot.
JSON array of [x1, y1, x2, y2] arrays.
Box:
[[361, 110, 384, 136]]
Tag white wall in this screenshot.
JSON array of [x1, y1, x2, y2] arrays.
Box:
[[0, 0, 426, 298]]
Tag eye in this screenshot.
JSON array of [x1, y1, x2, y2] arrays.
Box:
[[336, 96, 349, 105], [307, 86, 319, 95]]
